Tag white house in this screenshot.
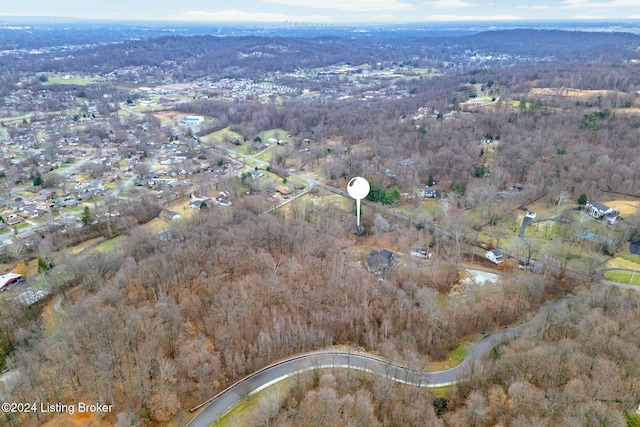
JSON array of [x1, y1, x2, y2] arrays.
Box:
[[586, 199, 615, 219], [486, 249, 503, 264]]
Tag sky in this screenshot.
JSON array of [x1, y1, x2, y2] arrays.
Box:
[[3, 0, 640, 23]]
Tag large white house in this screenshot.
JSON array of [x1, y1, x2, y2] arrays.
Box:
[[586, 199, 620, 224]]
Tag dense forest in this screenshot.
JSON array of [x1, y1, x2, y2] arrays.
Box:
[[3, 204, 581, 426], [239, 288, 640, 427], [4, 203, 638, 425]]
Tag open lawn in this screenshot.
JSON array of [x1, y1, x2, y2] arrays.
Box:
[[165, 197, 196, 219], [203, 127, 244, 145], [41, 75, 99, 86], [604, 270, 640, 286], [144, 217, 170, 233], [68, 236, 104, 255], [428, 340, 471, 371], [313, 192, 353, 212], [151, 110, 185, 124], [0, 113, 34, 124], [461, 96, 494, 108], [530, 87, 624, 98], [254, 146, 276, 162], [606, 200, 640, 217], [258, 128, 290, 142], [607, 250, 640, 270], [96, 235, 124, 253]]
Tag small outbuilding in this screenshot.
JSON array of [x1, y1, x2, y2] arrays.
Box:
[[0, 273, 24, 290]]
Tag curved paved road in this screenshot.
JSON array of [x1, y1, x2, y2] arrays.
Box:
[[186, 298, 568, 427]]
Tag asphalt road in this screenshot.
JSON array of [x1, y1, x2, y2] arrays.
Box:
[[186, 298, 568, 427]]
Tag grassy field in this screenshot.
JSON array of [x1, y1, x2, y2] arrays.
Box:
[[41, 75, 99, 86], [151, 110, 186, 124], [606, 200, 640, 217], [144, 217, 170, 233], [603, 270, 640, 285], [68, 236, 104, 255], [165, 197, 196, 219], [530, 87, 624, 98], [427, 340, 471, 371], [607, 252, 640, 270], [96, 235, 124, 253], [203, 127, 244, 145], [258, 128, 290, 142], [254, 146, 277, 162], [461, 96, 494, 108]]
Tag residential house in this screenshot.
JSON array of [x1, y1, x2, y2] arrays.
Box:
[[423, 186, 437, 198], [366, 249, 395, 275], [189, 198, 214, 210], [586, 199, 616, 219], [216, 191, 232, 206], [486, 249, 504, 264], [5, 214, 25, 226], [7, 200, 25, 211], [276, 186, 292, 196], [40, 188, 57, 200]]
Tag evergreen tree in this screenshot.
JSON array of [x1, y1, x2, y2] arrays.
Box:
[[81, 206, 91, 225], [37, 257, 50, 274]]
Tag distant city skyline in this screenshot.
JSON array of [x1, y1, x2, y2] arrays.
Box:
[[2, 0, 640, 23]]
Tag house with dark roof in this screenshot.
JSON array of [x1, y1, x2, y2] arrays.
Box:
[[189, 198, 214, 210], [366, 249, 395, 275], [422, 186, 437, 198], [586, 199, 617, 221]]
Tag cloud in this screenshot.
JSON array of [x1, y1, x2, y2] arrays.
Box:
[[425, 0, 473, 8], [169, 10, 332, 23], [562, 0, 639, 8], [423, 14, 524, 21], [262, 0, 413, 12], [370, 14, 401, 21], [515, 5, 552, 9], [572, 14, 609, 19]]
